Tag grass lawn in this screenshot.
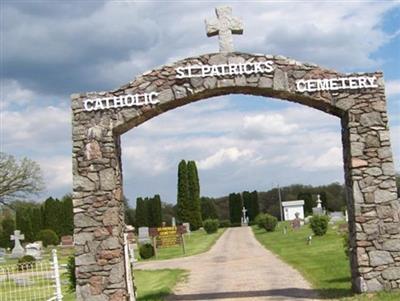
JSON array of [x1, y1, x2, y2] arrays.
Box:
[[135, 269, 187, 301], [253, 223, 400, 301], [144, 228, 224, 261]]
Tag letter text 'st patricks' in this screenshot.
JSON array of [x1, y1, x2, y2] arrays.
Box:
[[205, 6, 243, 53]]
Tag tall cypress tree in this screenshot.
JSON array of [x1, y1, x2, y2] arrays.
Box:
[[135, 197, 148, 227], [187, 161, 202, 230], [229, 193, 242, 224], [31, 207, 43, 240], [177, 160, 190, 223], [152, 195, 163, 227], [60, 194, 73, 236], [250, 190, 260, 221]]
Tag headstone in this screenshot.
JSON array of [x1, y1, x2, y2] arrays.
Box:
[[10, 230, 25, 259], [291, 212, 301, 230], [0, 248, 5, 262], [241, 207, 248, 226], [25, 243, 42, 260], [329, 211, 345, 224], [171, 217, 176, 227], [345, 210, 349, 222], [61, 235, 74, 248], [312, 195, 325, 215], [138, 227, 151, 244], [183, 222, 191, 233], [282, 200, 305, 220]]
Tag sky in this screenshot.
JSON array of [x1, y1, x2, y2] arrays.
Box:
[[1, 0, 399, 206]]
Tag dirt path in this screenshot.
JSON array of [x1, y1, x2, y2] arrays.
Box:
[[134, 227, 321, 300]]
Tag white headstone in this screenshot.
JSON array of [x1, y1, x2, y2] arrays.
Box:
[[183, 222, 191, 233], [172, 217, 176, 227], [0, 248, 5, 262], [25, 243, 42, 260], [241, 207, 248, 226], [138, 227, 150, 244], [317, 194, 322, 209], [10, 230, 25, 259], [205, 6, 243, 53]]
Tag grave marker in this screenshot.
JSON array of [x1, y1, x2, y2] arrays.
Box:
[[10, 230, 25, 259]]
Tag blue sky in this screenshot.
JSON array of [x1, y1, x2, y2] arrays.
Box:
[[1, 1, 399, 206]]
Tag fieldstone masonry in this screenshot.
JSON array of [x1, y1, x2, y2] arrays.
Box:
[[72, 52, 399, 300]]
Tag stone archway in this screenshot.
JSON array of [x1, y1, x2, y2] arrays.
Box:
[[71, 51, 399, 300]]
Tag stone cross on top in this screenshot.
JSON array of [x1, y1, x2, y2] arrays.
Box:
[[205, 6, 243, 53], [11, 230, 24, 247]]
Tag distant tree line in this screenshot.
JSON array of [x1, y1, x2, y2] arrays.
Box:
[[0, 194, 73, 248]]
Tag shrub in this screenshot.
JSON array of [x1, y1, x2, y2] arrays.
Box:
[[17, 255, 36, 271], [66, 256, 76, 292], [219, 220, 231, 228], [37, 229, 59, 247], [255, 214, 278, 232], [203, 219, 219, 234], [310, 215, 329, 236], [139, 243, 154, 259], [263, 214, 278, 232]]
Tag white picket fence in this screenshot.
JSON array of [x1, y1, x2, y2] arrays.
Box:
[[0, 250, 62, 301]]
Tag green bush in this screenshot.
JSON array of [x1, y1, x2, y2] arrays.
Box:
[[17, 255, 36, 271], [37, 229, 59, 247], [139, 243, 155, 259], [65, 256, 76, 292], [255, 214, 278, 232], [310, 215, 329, 236], [219, 220, 231, 228], [342, 232, 350, 258], [203, 219, 219, 234]]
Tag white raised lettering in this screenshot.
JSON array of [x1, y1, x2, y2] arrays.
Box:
[[176, 67, 185, 79], [84, 99, 95, 111], [296, 79, 306, 92]]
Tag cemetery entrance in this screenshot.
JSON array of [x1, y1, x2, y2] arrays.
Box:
[[71, 7, 399, 301]]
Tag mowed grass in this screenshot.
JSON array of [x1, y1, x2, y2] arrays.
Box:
[[253, 223, 400, 301], [135, 269, 187, 301], [146, 228, 225, 261]]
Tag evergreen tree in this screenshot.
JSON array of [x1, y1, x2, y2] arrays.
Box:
[[43, 197, 62, 235], [250, 190, 260, 220], [177, 160, 190, 223], [135, 197, 148, 227], [0, 216, 15, 248], [60, 194, 73, 236], [297, 192, 314, 216], [16, 205, 34, 242], [229, 193, 242, 224], [31, 207, 43, 240], [201, 197, 218, 220], [152, 195, 163, 227], [187, 161, 202, 230]]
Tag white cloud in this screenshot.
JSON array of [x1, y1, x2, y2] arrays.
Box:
[[38, 156, 72, 191], [197, 147, 254, 170], [386, 80, 400, 96], [2, 105, 70, 150], [1, 79, 35, 109], [241, 113, 299, 138]]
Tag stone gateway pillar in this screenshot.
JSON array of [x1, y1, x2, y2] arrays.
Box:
[[72, 117, 127, 300], [72, 50, 400, 300], [341, 86, 400, 292]]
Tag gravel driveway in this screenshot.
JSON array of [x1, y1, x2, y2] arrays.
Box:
[[134, 227, 321, 300]]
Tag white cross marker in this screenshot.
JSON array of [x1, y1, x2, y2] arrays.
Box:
[[11, 230, 24, 248], [205, 6, 243, 53]]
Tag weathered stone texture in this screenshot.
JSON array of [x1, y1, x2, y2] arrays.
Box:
[[72, 52, 400, 299]]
